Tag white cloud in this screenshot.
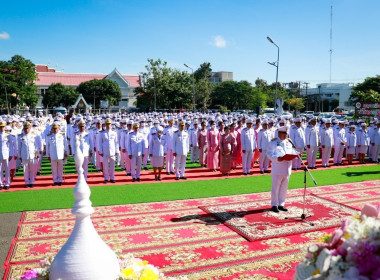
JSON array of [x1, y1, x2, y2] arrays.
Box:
[[211, 35, 227, 48], [0, 32, 10, 40]]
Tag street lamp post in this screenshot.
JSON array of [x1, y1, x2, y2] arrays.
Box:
[[184, 64, 196, 113], [267, 36, 279, 115]]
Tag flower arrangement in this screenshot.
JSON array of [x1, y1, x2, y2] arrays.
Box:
[[295, 213, 380, 280], [13, 254, 187, 280]]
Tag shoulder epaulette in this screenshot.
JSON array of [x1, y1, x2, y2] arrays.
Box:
[[271, 138, 277, 141], [47, 133, 52, 136], [152, 133, 156, 135]]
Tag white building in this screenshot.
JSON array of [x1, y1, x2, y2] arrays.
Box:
[[301, 83, 354, 112], [35, 65, 140, 109]]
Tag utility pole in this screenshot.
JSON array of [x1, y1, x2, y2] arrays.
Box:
[[304, 82, 309, 111]]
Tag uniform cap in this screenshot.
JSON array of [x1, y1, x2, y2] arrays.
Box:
[[294, 118, 301, 123], [325, 119, 331, 124], [105, 118, 112, 124], [23, 122, 31, 128], [261, 119, 268, 124], [133, 123, 140, 128], [156, 126, 164, 132], [277, 126, 288, 133], [179, 120, 186, 125], [5, 126, 11, 131], [361, 122, 367, 126], [78, 120, 86, 127], [127, 120, 133, 125], [52, 122, 60, 128], [350, 125, 356, 128], [279, 119, 285, 124], [0, 121, 6, 127], [246, 118, 253, 124]]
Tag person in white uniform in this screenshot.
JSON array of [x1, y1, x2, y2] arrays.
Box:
[[99, 118, 119, 183], [267, 126, 295, 213], [148, 126, 166, 181], [346, 125, 357, 165], [241, 118, 256, 175], [139, 119, 150, 171], [173, 121, 189, 180], [357, 122, 370, 164], [46, 122, 68, 186], [189, 122, 199, 163], [290, 118, 306, 170], [120, 120, 133, 176], [163, 119, 176, 175], [0, 121, 13, 190], [72, 120, 93, 181], [320, 119, 334, 167], [257, 120, 272, 174], [18, 122, 38, 188], [305, 117, 319, 169], [333, 121, 347, 165], [5, 126, 17, 183], [128, 123, 145, 182], [370, 120, 380, 163]]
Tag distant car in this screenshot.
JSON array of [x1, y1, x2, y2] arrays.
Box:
[[304, 111, 314, 115], [281, 112, 293, 118]]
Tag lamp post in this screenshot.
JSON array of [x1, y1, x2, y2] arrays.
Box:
[[152, 73, 157, 111], [267, 36, 279, 115], [184, 63, 196, 113]]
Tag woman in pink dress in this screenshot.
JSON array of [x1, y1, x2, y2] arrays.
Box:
[[220, 126, 235, 176], [236, 120, 243, 165], [252, 118, 261, 166], [197, 121, 208, 167], [229, 123, 239, 169], [207, 120, 219, 172]]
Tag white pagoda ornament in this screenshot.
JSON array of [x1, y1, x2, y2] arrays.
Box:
[[50, 140, 120, 280]]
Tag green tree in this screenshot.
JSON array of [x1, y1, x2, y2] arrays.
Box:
[[211, 80, 252, 111], [287, 97, 305, 113], [42, 83, 79, 108], [0, 55, 38, 109], [350, 75, 380, 103], [194, 62, 213, 112], [76, 79, 122, 108], [135, 59, 193, 111]]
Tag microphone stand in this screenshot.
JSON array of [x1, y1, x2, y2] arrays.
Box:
[[285, 140, 317, 226]]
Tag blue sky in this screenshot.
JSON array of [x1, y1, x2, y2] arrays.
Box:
[[1, 0, 379, 87]]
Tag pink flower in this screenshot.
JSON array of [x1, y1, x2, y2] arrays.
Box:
[[20, 270, 38, 280], [328, 228, 344, 249]]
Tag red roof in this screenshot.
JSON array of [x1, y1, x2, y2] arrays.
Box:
[[36, 72, 140, 87], [36, 65, 56, 73]]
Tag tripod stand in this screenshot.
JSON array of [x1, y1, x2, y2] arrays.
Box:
[[285, 147, 318, 226]]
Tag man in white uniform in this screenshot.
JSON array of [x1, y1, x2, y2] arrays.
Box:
[[241, 119, 256, 175], [164, 118, 176, 175], [370, 120, 380, 163], [320, 119, 334, 167], [173, 121, 189, 180], [257, 120, 272, 174], [46, 123, 68, 186], [267, 126, 295, 213], [72, 121, 93, 181], [305, 117, 319, 169], [290, 118, 306, 170], [189, 122, 199, 163], [0, 121, 13, 190], [333, 121, 347, 165], [18, 122, 38, 188], [99, 118, 119, 183], [128, 123, 145, 182]]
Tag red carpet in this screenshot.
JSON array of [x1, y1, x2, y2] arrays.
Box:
[[200, 195, 358, 242], [3, 158, 375, 192], [3, 180, 379, 280]]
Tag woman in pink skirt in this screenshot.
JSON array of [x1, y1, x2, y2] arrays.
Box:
[[148, 127, 166, 181], [220, 126, 235, 176], [207, 120, 219, 172], [197, 121, 208, 167], [230, 123, 238, 169]]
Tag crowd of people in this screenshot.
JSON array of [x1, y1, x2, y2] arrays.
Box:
[[0, 111, 379, 191]]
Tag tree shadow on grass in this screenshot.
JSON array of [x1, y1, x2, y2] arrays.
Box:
[[343, 171, 380, 177]]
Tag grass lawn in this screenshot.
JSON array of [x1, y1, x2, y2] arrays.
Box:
[[1, 165, 379, 213]]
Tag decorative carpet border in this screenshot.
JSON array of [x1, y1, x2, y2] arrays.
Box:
[[199, 194, 358, 242]]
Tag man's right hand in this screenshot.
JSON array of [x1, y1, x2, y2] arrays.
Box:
[[259, 149, 262, 152], [307, 145, 310, 149], [322, 145, 325, 148], [173, 153, 177, 157], [278, 156, 284, 162], [242, 150, 246, 154], [129, 155, 132, 159]]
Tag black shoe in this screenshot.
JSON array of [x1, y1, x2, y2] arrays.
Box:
[[30, 184, 34, 188], [136, 178, 141, 182], [155, 177, 158, 181], [132, 178, 136, 182], [158, 177, 162, 181], [264, 170, 270, 173], [58, 182, 62, 186], [176, 177, 179, 180], [127, 173, 131, 176], [25, 185, 29, 188], [278, 206, 288, 212], [4, 185, 9, 190], [37, 172, 41, 175], [243, 173, 247, 175], [167, 172, 170, 175], [170, 171, 175, 175], [110, 180, 115, 183], [144, 167, 149, 171], [260, 171, 264, 174], [180, 176, 187, 180], [0, 186, 3, 190], [104, 180, 108, 184], [53, 182, 57, 186], [247, 172, 252, 175], [271, 206, 279, 213]]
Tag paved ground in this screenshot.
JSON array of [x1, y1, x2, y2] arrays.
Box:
[[0, 212, 22, 280]]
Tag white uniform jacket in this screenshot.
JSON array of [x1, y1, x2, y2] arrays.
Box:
[[99, 129, 119, 157], [267, 138, 294, 176], [241, 127, 256, 152], [127, 131, 145, 157], [148, 134, 166, 157], [173, 130, 189, 155], [46, 133, 68, 160]]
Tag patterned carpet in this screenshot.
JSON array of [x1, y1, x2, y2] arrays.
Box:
[[3, 179, 380, 280]]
